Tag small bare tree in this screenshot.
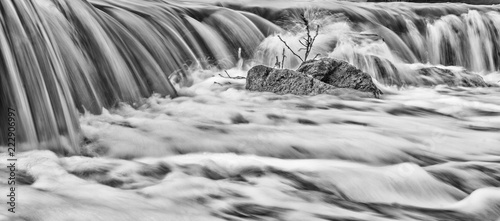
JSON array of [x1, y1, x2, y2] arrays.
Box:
[[277, 12, 320, 66]]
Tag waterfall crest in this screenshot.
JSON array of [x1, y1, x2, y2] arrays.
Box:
[[251, 3, 500, 86]]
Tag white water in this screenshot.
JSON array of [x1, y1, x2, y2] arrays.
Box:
[[2, 0, 500, 220], [2, 67, 500, 220]]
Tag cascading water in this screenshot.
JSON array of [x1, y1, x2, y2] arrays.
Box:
[[1, 0, 500, 151], [1, 0, 499, 153], [3, 0, 500, 153], [0, 0, 279, 153], [3, 1, 500, 221], [252, 3, 500, 86]]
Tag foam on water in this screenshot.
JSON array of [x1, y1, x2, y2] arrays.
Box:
[[3, 66, 500, 220], [3, 0, 500, 220]]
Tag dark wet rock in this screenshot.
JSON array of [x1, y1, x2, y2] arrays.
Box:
[[246, 65, 379, 98], [418, 67, 488, 87], [230, 113, 250, 124], [297, 58, 383, 97], [246, 65, 337, 95]]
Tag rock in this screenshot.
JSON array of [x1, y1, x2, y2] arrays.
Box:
[[297, 58, 382, 97], [417, 67, 488, 87], [246, 65, 378, 98]]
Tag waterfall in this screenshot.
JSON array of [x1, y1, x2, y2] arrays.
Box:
[[251, 3, 500, 86], [2, 0, 500, 154], [0, 0, 279, 153]]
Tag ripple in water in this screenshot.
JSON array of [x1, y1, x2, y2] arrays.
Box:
[[2, 0, 500, 220]]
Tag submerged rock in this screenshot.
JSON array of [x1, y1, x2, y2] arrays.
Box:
[[418, 67, 488, 87], [297, 58, 382, 97], [246, 65, 379, 98]]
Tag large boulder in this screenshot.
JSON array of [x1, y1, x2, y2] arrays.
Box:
[[297, 58, 382, 96], [246, 65, 379, 98]]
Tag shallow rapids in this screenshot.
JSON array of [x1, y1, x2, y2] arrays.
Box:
[[2, 0, 500, 220], [2, 68, 500, 220]]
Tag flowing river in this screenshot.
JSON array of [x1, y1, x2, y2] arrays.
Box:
[[1, 0, 500, 220]]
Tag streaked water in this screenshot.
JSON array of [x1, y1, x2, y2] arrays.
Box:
[[2, 0, 500, 220], [3, 69, 500, 220]]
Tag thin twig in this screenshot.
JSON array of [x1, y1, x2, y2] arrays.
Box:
[[302, 13, 310, 45], [218, 70, 246, 79], [277, 35, 304, 62], [299, 39, 307, 47], [281, 48, 286, 69], [277, 11, 321, 65], [312, 25, 320, 43]]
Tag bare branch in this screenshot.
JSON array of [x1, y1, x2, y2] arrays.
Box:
[[281, 48, 286, 69], [312, 25, 320, 43], [301, 13, 310, 42], [275, 56, 280, 68], [277, 35, 304, 62], [277, 11, 321, 66], [299, 39, 307, 47], [219, 70, 246, 79]]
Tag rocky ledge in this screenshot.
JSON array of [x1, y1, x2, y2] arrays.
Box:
[[417, 67, 489, 87]]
